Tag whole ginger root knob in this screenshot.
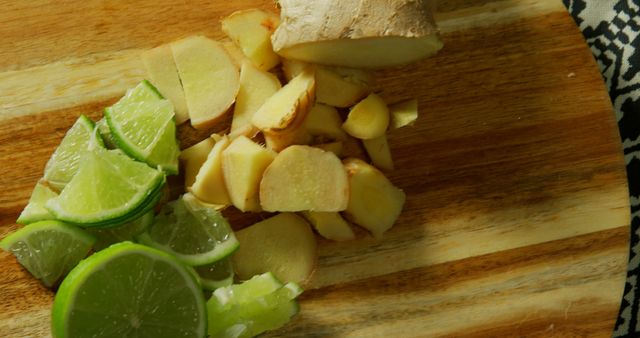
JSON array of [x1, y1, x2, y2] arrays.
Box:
[[271, 0, 443, 68]]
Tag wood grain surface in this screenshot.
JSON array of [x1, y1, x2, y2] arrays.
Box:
[[0, 0, 630, 337]]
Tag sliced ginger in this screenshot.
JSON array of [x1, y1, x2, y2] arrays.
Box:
[[251, 68, 315, 133], [233, 213, 317, 284], [231, 61, 282, 138], [141, 45, 189, 124], [343, 158, 405, 238], [390, 98, 418, 129], [304, 104, 347, 141], [260, 145, 349, 212], [222, 9, 281, 71], [171, 36, 239, 130], [282, 59, 310, 81], [180, 137, 216, 188], [282, 60, 371, 107], [315, 67, 370, 108], [331, 67, 374, 88], [264, 126, 312, 152], [142, 14, 421, 254], [362, 134, 394, 171], [255, 68, 315, 152], [190, 135, 231, 205], [222, 136, 276, 212], [342, 93, 390, 140], [222, 40, 249, 68], [301, 211, 355, 241]]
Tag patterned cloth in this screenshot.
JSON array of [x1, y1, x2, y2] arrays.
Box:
[[563, 1, 640, 336]]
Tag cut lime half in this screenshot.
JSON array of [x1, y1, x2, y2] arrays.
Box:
[[0, 220, 95, 288], [52, 242, 206, 338], [43, 115, 103, 191], [16, 182, 58, 224], [45, 148, 165, 227], [138, 194, 239, 266], [105, 80, 180, 174]]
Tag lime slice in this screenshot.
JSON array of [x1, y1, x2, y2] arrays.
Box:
[[51, 242, 207, 338], [87, 211, 154, 251], [105, 81, 180, 175], [95, 118, 117, 149], [45, 148, 165, 227], [43, 115, 103, 191], [195, 257, 234, 290], [0, 220, 95, 288], [16, 182, 58, 224], [138, 194, 239, 266], [206, 273, 303, 338]]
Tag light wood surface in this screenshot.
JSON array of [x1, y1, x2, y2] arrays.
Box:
[[0, 0, 629, 337]]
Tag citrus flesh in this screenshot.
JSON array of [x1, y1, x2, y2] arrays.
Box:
[[51, 242, 207, 338], [0, 220, 95, 288]]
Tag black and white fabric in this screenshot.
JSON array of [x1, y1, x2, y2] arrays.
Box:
[[563, 0, 640, 336]]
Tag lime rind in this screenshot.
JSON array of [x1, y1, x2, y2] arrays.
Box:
[[105, 81, 180, 175], [138, 230, 238, 267], [146, 114, 179, 174], [43, 115, 103, 191], [16, 182, 58, 224], [0, 220, 95, 288], [138, 195, 239, 266], [139, 79, 164, 99], [62, 174, 165, 229], [86, 175, 165, 228], [95, 118, 117, 149], [0, 220, 95, 252], [52, 242, 206, 338], [45, 148, 165, 227], [87, 211, 154, 251]]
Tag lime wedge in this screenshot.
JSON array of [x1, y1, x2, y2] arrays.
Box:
[[16, 182, 58, 224], [146, 116, 179, 173], [95, 118, 117, 149], [105, 81, 180, 175], [87, 211, 154, 251], [51, 242, 207, 338], [195, 257, 234, 290], [45, 148, 165, 227], [43, 115, 103, 191], [138, 194, 239, 266], [207, 272, 303, 338], [0, 220, 95, 288]]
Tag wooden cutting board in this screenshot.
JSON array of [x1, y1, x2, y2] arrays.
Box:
[[0, 0, 630, 337]]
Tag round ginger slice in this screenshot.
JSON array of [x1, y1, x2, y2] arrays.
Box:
[[259, 145, 349, 212]]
